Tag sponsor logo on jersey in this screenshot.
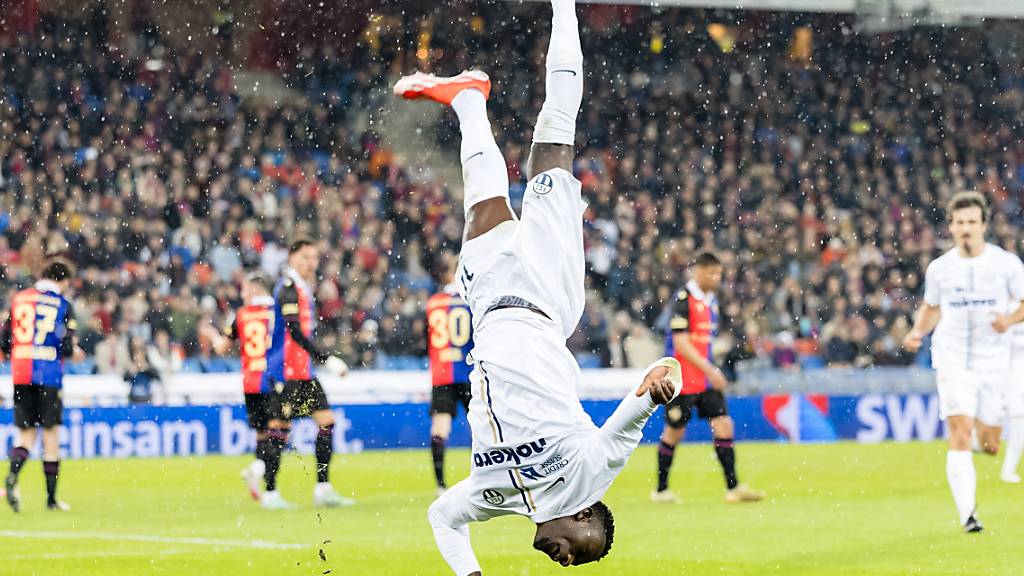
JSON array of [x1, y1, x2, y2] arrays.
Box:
[[533, 174, 553, 195], [482, 489, 505, 505], [473, 437, 547, 468]]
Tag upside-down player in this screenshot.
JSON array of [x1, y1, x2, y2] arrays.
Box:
[[1, 259, 85, 512], [427, 258, 474, 496], [397, 1, 682, 573]]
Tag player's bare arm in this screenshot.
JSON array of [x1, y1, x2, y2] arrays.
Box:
[[903, 303, 941, 352], [672, 331, 727, 390]]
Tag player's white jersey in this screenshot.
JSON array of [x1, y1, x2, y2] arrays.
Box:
[[923, 243, 1024, 373]]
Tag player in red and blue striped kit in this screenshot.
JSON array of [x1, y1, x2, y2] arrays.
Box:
[[206, 273, 279, 502], [1, 260, 84, 512], [426, 262, 474, 494], [260, 238, 350, 509], [652, 252, 764, 504]]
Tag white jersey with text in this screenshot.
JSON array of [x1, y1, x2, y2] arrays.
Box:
[[923, 243, 1024, 373]]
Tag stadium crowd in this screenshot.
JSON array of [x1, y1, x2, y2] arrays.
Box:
[[2, 4, 1024, 376]]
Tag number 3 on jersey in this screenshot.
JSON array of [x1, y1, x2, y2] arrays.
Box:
[[13, 302, 59, 345], [429, 306, 471, 349]]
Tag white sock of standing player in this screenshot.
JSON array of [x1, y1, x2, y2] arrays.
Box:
[[450, 89, 510, 216], [1002, 416, 1024, 479], [946, 450, 977, 524], [532, 0, 583, 147]]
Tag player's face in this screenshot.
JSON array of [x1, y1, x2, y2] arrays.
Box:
[[948, 206, 987, 255], [533, 510, 606, 567], [695, 264, 723, 293], [289, 245, 320, 280]]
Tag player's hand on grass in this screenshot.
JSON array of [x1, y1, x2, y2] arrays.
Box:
[[707, 366, 728, 391], [902, 330, 924, 352], [325, 355, 349, 377], [991, 314, 1011, 333], [638, 366, 675, 405]]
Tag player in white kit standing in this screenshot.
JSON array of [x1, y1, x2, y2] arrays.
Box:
[[903, 191, 1024, 532], [395, 1, 682, 573]]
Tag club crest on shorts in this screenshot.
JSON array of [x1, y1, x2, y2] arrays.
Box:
[[482, 489, 505, 505], [533, 174, 553, 195]]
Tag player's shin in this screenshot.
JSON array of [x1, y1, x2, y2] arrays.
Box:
[[946, 450, 977, 525], [532, 0, 582, 147], [264, 428, 288, 492], [451, 89, 509, 217], [714, 438, 739, 490], [431, 435, 447, 488], [1002, 416, 1024, 480], [316, 423, 334, 484], [8, 446, 28, 479], [43, 460, 59, 505]]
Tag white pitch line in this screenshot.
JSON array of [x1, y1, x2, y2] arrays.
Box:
[[7, 549, 192, 561], [0, 530, 308, 550]]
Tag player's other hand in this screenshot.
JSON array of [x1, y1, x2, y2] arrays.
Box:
[[325, 355, 349, 377], [991, 314, 1012, 334], [638, 366, 675, 405], [902, 330, 924, 352], [72, 346, 87, 363], [707, 366, 728, 391]]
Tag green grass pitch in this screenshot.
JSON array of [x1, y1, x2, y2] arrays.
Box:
[[3, 441, 1022, 575]]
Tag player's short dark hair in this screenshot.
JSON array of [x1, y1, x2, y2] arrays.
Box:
[[694, 251, 721, 268], [41, 259, 74, 282], [289, 237, 316, 254], [946, 191, 989, 223], [592, 500, 615, 561], [245, 272, 271, 292]]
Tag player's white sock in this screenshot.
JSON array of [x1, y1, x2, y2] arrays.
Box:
[[1002, 416, 1024, 477], [250, 458, 266, 478], [450, 89, 510, 215], [946, 450, 976, 525], [532, 0, 583, 146]]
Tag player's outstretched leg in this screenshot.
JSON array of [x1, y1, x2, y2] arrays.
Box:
[[526, 0, 583, 178], [395, 70, 514, 241]]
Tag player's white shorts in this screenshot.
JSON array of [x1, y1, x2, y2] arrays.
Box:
[[1008, 348, 1024, 418], [936, 369, 1007, 425], [458, 168, 587, 339]]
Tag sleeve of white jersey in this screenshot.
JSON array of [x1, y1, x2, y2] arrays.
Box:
[[598, 383, 658, 467], [427, 479, 484, 576], [1008, 254, 1024, 302], [923, 260, 941, 307]]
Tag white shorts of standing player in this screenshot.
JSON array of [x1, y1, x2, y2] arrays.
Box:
[[936, 369, 1007, 427]]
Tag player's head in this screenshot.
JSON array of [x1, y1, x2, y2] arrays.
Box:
[[946, 191, 988, 256], [532, 501, 614, 567], [692, 251, 722, 293], [41, 259, 74, 292], [242, 272, 271, 303], [288, 237, 320, 280]]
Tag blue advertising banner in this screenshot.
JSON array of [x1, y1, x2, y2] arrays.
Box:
[[0, 393, 945, 459]]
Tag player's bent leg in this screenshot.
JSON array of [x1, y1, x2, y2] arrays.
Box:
[[5, 430, 33, 513], [976, 423, 1001, 456], [394, 70, 514, 242]]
